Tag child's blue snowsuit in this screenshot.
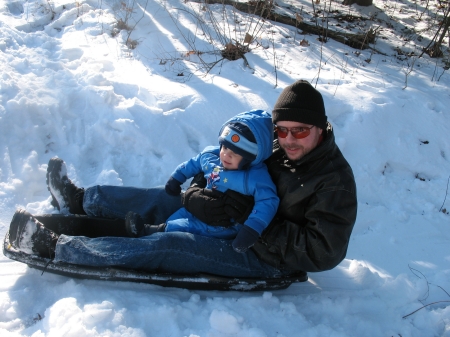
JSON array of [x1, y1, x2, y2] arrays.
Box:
[[165, 109, 279, 239]]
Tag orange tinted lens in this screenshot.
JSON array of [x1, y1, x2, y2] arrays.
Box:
[[291, 129, 310, 139], [276, 128, 289, 138], [276, 127, 310, 139]]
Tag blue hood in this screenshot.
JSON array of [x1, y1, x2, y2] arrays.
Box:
[[218, 110, 273, 166]]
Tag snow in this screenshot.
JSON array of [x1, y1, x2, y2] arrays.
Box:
[[1, 0, 450, 335]]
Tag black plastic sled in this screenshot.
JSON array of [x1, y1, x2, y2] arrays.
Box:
[[3, 213, 308, 291]]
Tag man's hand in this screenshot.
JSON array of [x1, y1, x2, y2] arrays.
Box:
[[182, 186, 233, 227], [182, 185, 255, 226], [232, 226, 259, 253], [223, 190, 254, 224], [190, 172, 207, 188]]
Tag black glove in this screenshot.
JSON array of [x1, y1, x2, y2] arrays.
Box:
[[182, 186, 233, 227], [190, 172, 207, 188], [232, 226, 259, 253], [223, 189, 255, 224], [165, 176, 183, 196]]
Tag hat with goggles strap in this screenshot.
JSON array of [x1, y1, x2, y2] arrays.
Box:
[[218, 122, 257, 169]]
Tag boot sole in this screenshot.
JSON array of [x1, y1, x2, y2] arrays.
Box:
[[46, 157, 68, 212], [125, 211, 141, 237], [8, 209, 37, 253], [8, 209, 31, 245]]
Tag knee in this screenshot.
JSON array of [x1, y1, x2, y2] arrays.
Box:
[[82, 186, 99, 216], [145, 232, 196, 250]]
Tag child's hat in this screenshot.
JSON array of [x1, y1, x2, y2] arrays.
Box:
[[219, 122, 258, 166]]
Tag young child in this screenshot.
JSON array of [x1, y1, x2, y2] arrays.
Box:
[[125, 109, 279, 253]]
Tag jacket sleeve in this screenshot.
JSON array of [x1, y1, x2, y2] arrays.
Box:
[[254, 188, 357, 272], [171, 146, 217, 184], [243, 168, 279, 235]]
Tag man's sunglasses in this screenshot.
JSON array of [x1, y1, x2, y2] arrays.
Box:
[[275, 125, 315, 139]]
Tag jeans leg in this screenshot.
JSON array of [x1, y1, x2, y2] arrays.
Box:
[[55, 232, 285, 278], [83, 186, 182, 224], [165, 208, 241, 239]]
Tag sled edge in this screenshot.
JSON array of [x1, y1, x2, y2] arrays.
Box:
[[3, 231, 307, 291]]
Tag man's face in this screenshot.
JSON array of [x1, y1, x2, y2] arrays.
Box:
[[276, 121, 323, 161], [220, 146, 243, 170]]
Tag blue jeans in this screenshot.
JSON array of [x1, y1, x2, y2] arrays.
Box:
[[82, 185, 182, 225], [166, 207, 242, 239], [54, 185, 286, 278]]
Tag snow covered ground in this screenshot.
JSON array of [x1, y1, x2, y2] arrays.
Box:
[[1, 0, 449, 335]]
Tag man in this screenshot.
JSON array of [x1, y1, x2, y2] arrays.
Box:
[[8, 80, 357, 278], [252, 81, 357, 272]]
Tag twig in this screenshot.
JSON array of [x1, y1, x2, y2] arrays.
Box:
[[126, 0, 150, 48], [408, 265, 430, 302], [439, 175, 450, 212], [271, 29, 278, 87], [437, 65, 448, 81], [241, 53, 254, 71], [418, 0, 430, 21], [403, 265, 450, 319], [206, 57, 225, 74], [314, 3, 328, 87], [402, 301, 450, 319], [403, 57, 417, 90], [437, 285, 450, 298]]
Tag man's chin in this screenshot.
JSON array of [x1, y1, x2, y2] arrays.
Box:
[[282, 148, 304, 161], [284, 145, 316, 161]]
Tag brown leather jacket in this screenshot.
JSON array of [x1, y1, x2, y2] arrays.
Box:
[[252, 123, 357, 272]]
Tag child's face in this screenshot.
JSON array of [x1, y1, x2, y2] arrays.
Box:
[[220, 146, 243, 170]]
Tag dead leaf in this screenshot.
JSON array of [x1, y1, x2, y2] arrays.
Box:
[[244, 33, 253, 44], [185, 50, 203, 57], [300, 39, 310, 46]]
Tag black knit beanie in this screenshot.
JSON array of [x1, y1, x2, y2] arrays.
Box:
[[272, 80, 327, 130]]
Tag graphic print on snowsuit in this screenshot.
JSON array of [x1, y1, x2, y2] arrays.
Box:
[[208, 167, 221, 189], [165, 109, 279, 239]]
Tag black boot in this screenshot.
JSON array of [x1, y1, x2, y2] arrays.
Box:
[[46, 157, 86, 215], [143, 223, 166, 236], [9, 209, 59, 258], [125, 211, 166, 237], [125, 211, 146, 237]]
